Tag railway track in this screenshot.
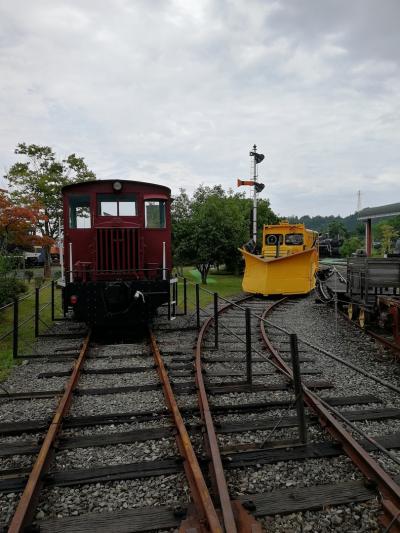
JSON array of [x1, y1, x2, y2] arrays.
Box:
[[2, 293, 400, 531]]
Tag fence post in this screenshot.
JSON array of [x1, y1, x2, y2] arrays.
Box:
[[62, 286, 66, 317], [246, 308, 252, 384], [183, 278, 187, 315], [214, 292, 219, 349], [196, 284, 200, 330], [13, 298, 19, 358], [290, 333, 308, 444], [51, 280, 55, 321], [35, 288, 39, 337]]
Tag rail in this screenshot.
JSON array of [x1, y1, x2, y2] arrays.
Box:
[[259, 299, 400, 532], [148, 329, 222, 532], [8, 331, 91, 532], [195, 294, 263, 532]]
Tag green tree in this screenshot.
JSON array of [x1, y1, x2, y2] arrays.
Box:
[[340, 236, 363, 257], [376, 223, 398, 254], [5, 143, 96, 276], [171, 185, 277, 283], [326, 220, 348, 240]]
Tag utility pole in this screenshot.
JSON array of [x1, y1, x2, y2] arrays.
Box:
[[357, 190, 362, 213]]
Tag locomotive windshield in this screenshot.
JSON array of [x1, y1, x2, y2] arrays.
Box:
[[265, 234, 283, 245], [145, 200, 166, 228], [97, 194, 137, 216], [285, 233, 304, 245], [69, 195, 91, 229]]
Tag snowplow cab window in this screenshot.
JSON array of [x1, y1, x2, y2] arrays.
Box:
[[285, 233, 304, 245], [69, 195, 91, 229], [145, 200, 166, 228], [265, 234, 283, 245]]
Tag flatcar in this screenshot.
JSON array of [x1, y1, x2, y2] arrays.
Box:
[[62, 179, 172, 327], [316, 256, 400, 347]]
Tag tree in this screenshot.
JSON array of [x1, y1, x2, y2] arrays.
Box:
[[326, 220, 348, 240], [5, 143, 96, 276], [376, 224, 398, 254], [171, 185, 277, 283], [340, 236, 363, 258], [0, 190, 51, 251]]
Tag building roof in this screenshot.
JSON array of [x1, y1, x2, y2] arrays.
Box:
[[357, 202, 400, 221]]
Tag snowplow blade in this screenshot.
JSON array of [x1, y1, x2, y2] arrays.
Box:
[[240, 248, 318, 296]]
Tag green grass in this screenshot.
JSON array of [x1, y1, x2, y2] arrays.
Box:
[[0, 282, 63, 381], [176, 267, 243, 311]]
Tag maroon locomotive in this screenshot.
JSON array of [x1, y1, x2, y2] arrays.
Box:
[[62, 179, 172, 326]]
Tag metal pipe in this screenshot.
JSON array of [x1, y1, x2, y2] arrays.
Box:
[[69, 242, 73, 283], [162, 241, 166, 280]]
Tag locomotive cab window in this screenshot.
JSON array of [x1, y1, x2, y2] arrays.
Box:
[[145, 200, 166, 228], [97, 194, 137, 216], [265, 234, 283, 245], [285, 233, 304, 245], [69, 195, 91, 229]]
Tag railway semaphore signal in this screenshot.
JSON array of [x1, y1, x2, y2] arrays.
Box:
[[237, 144, 265, 244]]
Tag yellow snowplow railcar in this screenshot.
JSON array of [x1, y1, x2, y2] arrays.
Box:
[[240, 222, 319, 295]]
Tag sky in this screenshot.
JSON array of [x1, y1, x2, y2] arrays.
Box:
[[0, 0, 399, 217]]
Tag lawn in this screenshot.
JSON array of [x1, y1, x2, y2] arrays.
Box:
[[0, 281, 63, 380], [175, 267, 243, 311]]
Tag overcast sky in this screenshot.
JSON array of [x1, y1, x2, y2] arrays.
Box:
[[1, 0, 399, 217]]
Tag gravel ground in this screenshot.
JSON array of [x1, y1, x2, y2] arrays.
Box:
[[0, 397, 57, 422], [78, 371, 159, 388], [260, 499, 380, 532], [54, 438, 178, 470], [70, 390, 167, 417], [0, 453, 36, 470], [35, 473, 190, 519], [84, 357, 154, 369], [228, 455, 362, 496]]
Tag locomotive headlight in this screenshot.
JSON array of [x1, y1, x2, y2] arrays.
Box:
[[113, 180, 123, 192]]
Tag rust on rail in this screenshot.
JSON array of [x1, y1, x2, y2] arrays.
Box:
[[195, 296, 262, 533], [148, 328, 222, 533], [260, 300, 400, 532], [8, 331, 91, 533]]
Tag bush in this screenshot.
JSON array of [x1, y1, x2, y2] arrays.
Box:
[[24, 270, 34, 283], [34, 276, 44, 289], [0, 278, 27, 306], [340, 236, 363, 258]]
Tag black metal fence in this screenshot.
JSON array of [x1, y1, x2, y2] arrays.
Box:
[[0, 281, 64, 360]]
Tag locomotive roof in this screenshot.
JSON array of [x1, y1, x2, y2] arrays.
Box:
[[62, 179, 171, 195]]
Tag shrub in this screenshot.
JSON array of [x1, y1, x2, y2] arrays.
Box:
[[34, 276, 44, 289], [24, 270, 34, 283], [0, 278, 27, 306]]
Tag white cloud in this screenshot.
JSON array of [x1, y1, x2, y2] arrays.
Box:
[[0, 0, 399, 217]]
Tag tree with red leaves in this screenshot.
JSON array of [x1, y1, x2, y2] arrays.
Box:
[[0, 190, 52, 251], [5, 143, 95, 277]]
